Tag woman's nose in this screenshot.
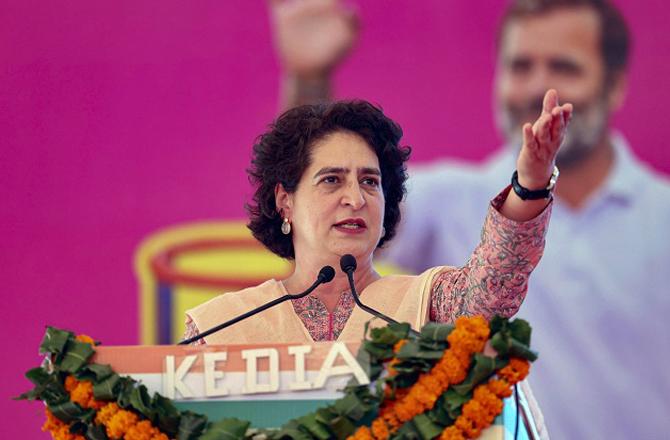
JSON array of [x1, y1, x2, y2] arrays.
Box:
[[341, 182, 366, 209]]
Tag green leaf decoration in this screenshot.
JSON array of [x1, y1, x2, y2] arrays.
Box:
[[296, 413, 331, 439], [78, 364, 114, 382], [394, 421, 421, 439], [327, 415, 357, 440], [419, 322, 453, 349], [199, 418, 250, 440], [127, 384, 157, 421], [153, 393, 181, 438], [40, 326, 72, 355], [60, 340, 95, 373], [440, 389, 471, 420], [23, 316, 537, 440], [177, 411, 208, 440], [451, 354, 497, 395], [84, 423, 109, 440], [412, 413, 444, 440], [48, 401, 90, 423], [92, 374, 120, 401], [489, 317, 537, 362], [509, 319, 532, 346]]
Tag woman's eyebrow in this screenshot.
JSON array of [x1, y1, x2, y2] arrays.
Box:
[[359, 167, 381, 176], [313, 167, 347, 178]]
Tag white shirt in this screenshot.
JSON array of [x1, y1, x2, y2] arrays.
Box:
[[385, 133, 670, 439]]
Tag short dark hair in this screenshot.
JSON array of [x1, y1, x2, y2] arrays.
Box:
[[247, 100, 412, 259], [497, 0, 631, 83]]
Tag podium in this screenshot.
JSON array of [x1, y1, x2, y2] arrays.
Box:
[[92, 341, 542, 439]]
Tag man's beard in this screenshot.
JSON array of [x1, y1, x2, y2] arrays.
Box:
[[496, 95, 609, 168]]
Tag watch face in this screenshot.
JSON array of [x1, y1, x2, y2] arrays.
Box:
[[547, 166, 560, 190]]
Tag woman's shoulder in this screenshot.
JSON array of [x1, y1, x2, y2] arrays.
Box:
[[369, 266, 454, 291], [186, 279, 283, 317]]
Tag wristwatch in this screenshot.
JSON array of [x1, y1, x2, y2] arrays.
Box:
[[511, 166, 560, 200]]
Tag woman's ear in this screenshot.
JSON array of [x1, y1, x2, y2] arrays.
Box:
[[275, 183, 292, 219]]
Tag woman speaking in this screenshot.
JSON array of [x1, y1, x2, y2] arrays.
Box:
[[184, 90, 571, 345]]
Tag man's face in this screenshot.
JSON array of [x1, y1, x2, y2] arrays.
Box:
[[495, 7, 614, 167]]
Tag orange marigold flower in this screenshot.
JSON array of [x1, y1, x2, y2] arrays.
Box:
[[462, 400, 488, 428], [348, 426, 374, 440], [455, 416, 481, 439], [498, 358, 530, 385], [106, 409, 139, 439], [393, 339, 407, 353], [76, 334, 96, 345], [474, 386, 503, 416], [125, 420, 169, 440], [43, 408, 85, 440], [371, 418, 390, 440], [95, 402, 120, 425], [440, 426, 466, 440], [70, 380, 104, 409], [487, 379, 513, 398], [43, 408, 65, 433], [64, 375, 79, 393]]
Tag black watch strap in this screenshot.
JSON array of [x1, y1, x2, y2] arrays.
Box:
[[511, 167, 559, 200]]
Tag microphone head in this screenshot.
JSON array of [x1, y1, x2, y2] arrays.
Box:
[[318, 266, 336, 283], [340, 254, 357, 273]]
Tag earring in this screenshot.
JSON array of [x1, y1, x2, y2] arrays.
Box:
[[281, 218, 291, 235], [381, 227, 386, 238]]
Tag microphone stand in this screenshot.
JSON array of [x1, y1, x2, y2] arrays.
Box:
[[178, 266, 335, 345], [340, 255, 421, 338]]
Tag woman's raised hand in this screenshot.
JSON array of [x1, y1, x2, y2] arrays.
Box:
[[516, 89, 573, 189]]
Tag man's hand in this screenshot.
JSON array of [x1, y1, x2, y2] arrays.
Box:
[[516, 89, 573, 190], [270, 0, 358, 78]]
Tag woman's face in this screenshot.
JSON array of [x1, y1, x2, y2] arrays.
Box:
[[279, 130, 385, 263]]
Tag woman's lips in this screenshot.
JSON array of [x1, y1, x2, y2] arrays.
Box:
[[333, 218, 367, 234]]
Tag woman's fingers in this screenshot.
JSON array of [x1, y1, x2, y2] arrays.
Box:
[[522, 122, 536, 152], [542, 89, 559, 115]]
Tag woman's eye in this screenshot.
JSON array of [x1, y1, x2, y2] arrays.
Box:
[[362, 177, 380, 187], [321, 176, 339, 184]]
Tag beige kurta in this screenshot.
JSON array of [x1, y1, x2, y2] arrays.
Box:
[[186, 266, 443, 345]]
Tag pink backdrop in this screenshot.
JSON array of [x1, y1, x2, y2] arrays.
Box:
[[2, 1, 668, 437]]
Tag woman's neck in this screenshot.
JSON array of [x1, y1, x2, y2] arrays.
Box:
[[282, 254, 380, 313]]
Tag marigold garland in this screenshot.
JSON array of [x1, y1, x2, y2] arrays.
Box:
[[438, 357, 531, 439], [350, 316, 490, 439], [41, 335, 168, 440], [28, 316, 537, 440]]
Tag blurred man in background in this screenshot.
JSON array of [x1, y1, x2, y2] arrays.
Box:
[[270, 0, 670, 438]]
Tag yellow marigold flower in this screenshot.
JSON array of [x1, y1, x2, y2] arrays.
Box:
[[76, 334, 96, 345], [487, 379, 513, 398], [371, 418, 390, 440], [440, 426, 466, 440], [95, 402, 120, 425], [106, 409, 139, 439]]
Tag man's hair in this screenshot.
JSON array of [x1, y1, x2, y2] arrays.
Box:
[[498, 0, 631, 83]]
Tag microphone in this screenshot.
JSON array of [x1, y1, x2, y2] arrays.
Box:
[[178, 266, 336, 345], [339, 254, 420, 337]]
